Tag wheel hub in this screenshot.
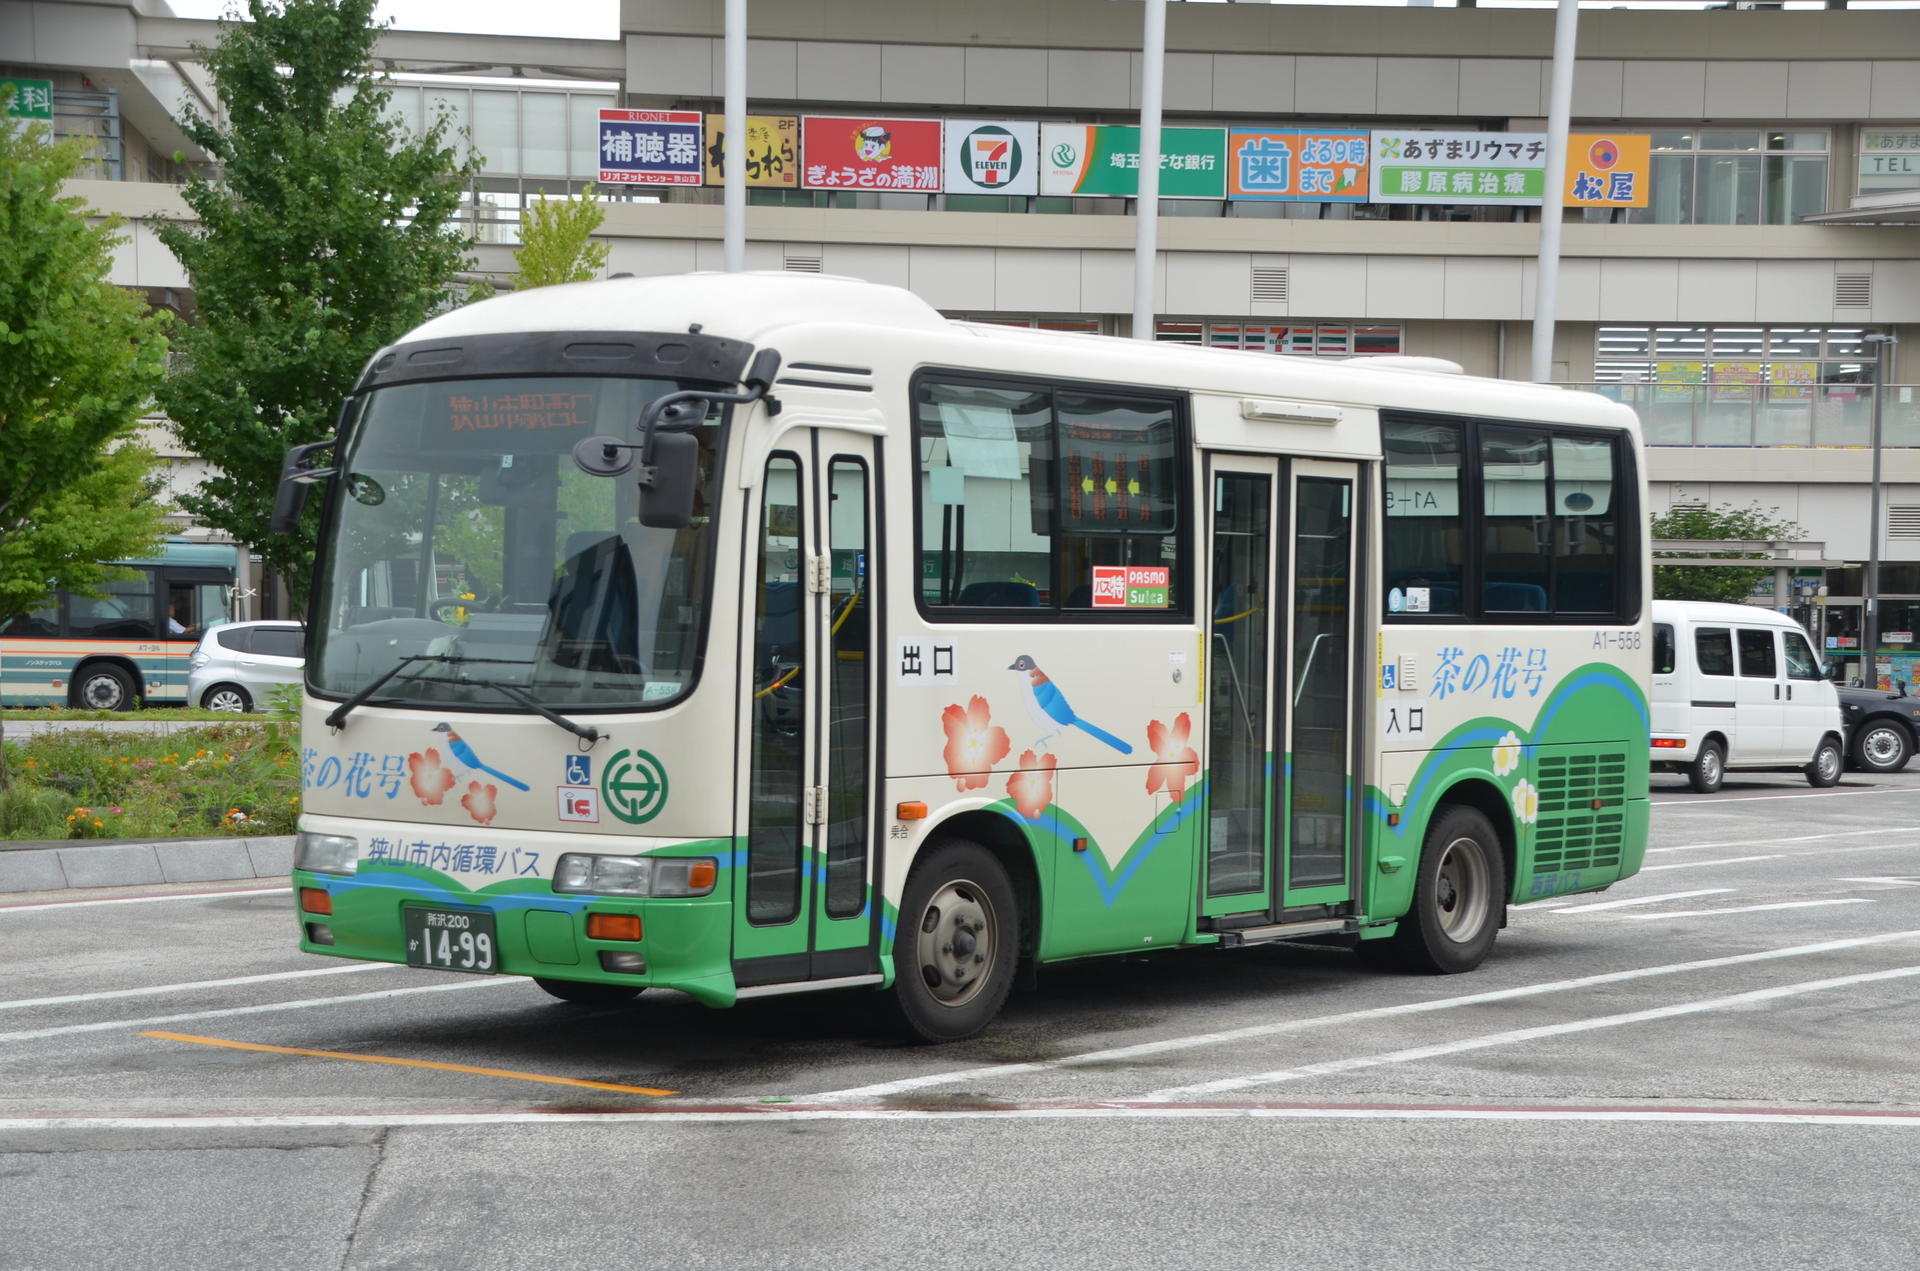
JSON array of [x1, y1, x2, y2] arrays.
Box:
[[915, 881, 994, 1006]]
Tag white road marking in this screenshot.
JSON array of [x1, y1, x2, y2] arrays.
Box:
[[0, 977, 517, 1044], [809, 929, 1920, 1103], [3, 1105, 1919, 1131], [1544, 889, 1733, 913], [1642, 855, 1781, 871], [1653, 829, 1899, 855], [1839, 877, 1920, 887], [0, 887, 290, 913], [1654, 788, 1920, 806], [1624, 899, 1875, 921], [0, 964, 394, 1012], [1145, 964, 1920, 1100]]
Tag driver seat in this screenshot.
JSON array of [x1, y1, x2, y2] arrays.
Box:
[[542, 531, 642, 674]]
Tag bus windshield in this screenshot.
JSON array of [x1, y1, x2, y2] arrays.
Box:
[[309, 375, 723, 712]]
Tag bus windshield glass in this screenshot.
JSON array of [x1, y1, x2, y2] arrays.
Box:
[[309, 375, 724, 712]]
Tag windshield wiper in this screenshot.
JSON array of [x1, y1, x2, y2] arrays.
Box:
[[463, 677, 603, 744], [323, 654, 532, 730]]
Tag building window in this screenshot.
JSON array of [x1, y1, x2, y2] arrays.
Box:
[[1155, 321, 1402, 357], [1595, 129, 1828, 226]]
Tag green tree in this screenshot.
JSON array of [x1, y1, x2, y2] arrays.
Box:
[[0, 98, 172, 786], [1652, 501, 1806, 603], [155, 0, 482, 611], [511, 185, 609, 289]]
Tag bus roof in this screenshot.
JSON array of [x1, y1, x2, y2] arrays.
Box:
[[117, 539, 240, 570], [388, 271, 1638, 436]]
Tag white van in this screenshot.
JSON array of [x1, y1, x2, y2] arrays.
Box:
[[1650, 599, 1845, 792]]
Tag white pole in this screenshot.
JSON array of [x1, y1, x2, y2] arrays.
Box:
[[1530, 0, 1579, 383], [1132, 0, 1166, 341], [723, 0, 747, 272]]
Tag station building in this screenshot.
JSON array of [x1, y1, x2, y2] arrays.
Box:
[[5, 0, 1918, 676]]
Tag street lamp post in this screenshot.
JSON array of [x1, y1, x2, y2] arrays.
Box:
[[1863, 332, 1898, 687]]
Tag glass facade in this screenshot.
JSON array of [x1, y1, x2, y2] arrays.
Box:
[[1584, 129, 1829, 226]]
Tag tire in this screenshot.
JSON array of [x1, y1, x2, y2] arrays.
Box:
[[1687, 740, 1726, 794], [202, 683, 253, 713], [1805, 736, 1844, 788], [1852, 721, 1912, 774], [533, 977, 645, 1005], [889, 839, 1019, 1043], [1364, 805, 1505, 975], [74, 663, 136, 712]]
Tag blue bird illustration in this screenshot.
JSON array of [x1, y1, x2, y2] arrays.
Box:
[[1008, 654, 1133, 755], [432, 722, 530, 791]]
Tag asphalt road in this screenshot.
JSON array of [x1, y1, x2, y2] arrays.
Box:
[[6, 767, 1920, 1270]]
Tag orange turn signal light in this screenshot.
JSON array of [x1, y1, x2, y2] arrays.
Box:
[[687, 860, 718, 891], [298, 887, 332, 915], [587, 913, 643, 942], [896, 801, 928, 820]]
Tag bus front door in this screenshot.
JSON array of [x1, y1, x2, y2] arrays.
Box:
[[735, 434, 880, 993], [1201, 457, 1359, 926]]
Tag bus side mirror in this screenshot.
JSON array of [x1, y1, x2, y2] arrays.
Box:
[[271, 439, 338, 535], [638, 431, 698, 529]]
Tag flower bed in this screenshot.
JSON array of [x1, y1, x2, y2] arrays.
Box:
[[0, 724, 298, 841]]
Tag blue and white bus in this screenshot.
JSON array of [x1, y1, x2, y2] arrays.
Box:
[[0, 540, 239, 710]]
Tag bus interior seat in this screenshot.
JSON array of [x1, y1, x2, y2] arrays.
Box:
[[956, 580, 1042, 607], [542, 531, 642, 674]]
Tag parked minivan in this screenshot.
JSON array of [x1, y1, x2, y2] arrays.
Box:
[[1650, 599, 1845, 792]]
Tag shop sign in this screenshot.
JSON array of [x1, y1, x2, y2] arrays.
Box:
[[1226, 129, 1369, 202], [944, 121, 1040, 196], [1859, 130, 1920, 192], [703, 114, 798, 187], [599, 108, 702, 186], [1372, 130, 1648, 207], [801, 116, 943, 191], [1, 78, 53, 121], [1040, 124, 1227, 198]]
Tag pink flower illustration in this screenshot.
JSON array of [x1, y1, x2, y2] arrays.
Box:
[[460, 781, 499, 826], [941, 695, 1012, 791], [1006, 750, 1058, 820], [1145, 713, 1200, 803], [408, 748, 456, 806]]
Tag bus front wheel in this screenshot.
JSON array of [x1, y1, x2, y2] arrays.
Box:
[[74, 664, 136, 712], [1364, 805, 1504, 975], [889, 839, 1019, 1043]]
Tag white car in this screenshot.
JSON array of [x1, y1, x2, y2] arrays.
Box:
[[187, 621, 306, 712]]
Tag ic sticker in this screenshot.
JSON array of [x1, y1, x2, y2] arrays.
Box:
[[557, 786, 600, 823]]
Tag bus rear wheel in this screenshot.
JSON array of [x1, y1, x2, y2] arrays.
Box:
[[889, 839, 1018, 1043], [74, 664, 135, 712], [1362, 805, 1504, 975], [533, 977, 645, 1005]]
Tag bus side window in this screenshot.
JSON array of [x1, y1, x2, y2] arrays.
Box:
[[1381, 415, 1464, 617], [3, 601, 59, 637]]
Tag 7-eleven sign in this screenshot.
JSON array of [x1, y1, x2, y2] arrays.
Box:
[[944, 120, 1038, 196]]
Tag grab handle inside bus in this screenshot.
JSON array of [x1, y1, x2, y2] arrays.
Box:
[[270, 438, 339, 535]]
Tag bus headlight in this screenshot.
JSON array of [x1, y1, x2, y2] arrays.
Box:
[[552, 853, 717, 898], [294, 832, 359, 875]]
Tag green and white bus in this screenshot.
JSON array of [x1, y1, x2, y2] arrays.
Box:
[[286, 272, 1650, 1041], [0, 540, 238, 710]]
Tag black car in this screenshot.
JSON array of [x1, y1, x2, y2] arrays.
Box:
[[1836, 682, 1920, 773]]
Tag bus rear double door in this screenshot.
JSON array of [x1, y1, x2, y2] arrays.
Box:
[[1202, 454, 1361, 926]]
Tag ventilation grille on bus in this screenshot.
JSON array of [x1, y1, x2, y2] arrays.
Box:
[[775, 362, 875, 393], [1889, 507, 1920, 541], [1250, 266, 1289, 305], [1834, 273, 1872, 309], [1531, 751, 1628, 876]]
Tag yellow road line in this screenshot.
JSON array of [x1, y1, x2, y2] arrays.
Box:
[[140, 1031, 677, 1097]]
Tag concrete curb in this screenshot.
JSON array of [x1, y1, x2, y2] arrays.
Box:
[[0, 836, 295, 894]]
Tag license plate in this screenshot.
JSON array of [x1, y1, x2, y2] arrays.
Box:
[[404, 907, 498, 974]]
